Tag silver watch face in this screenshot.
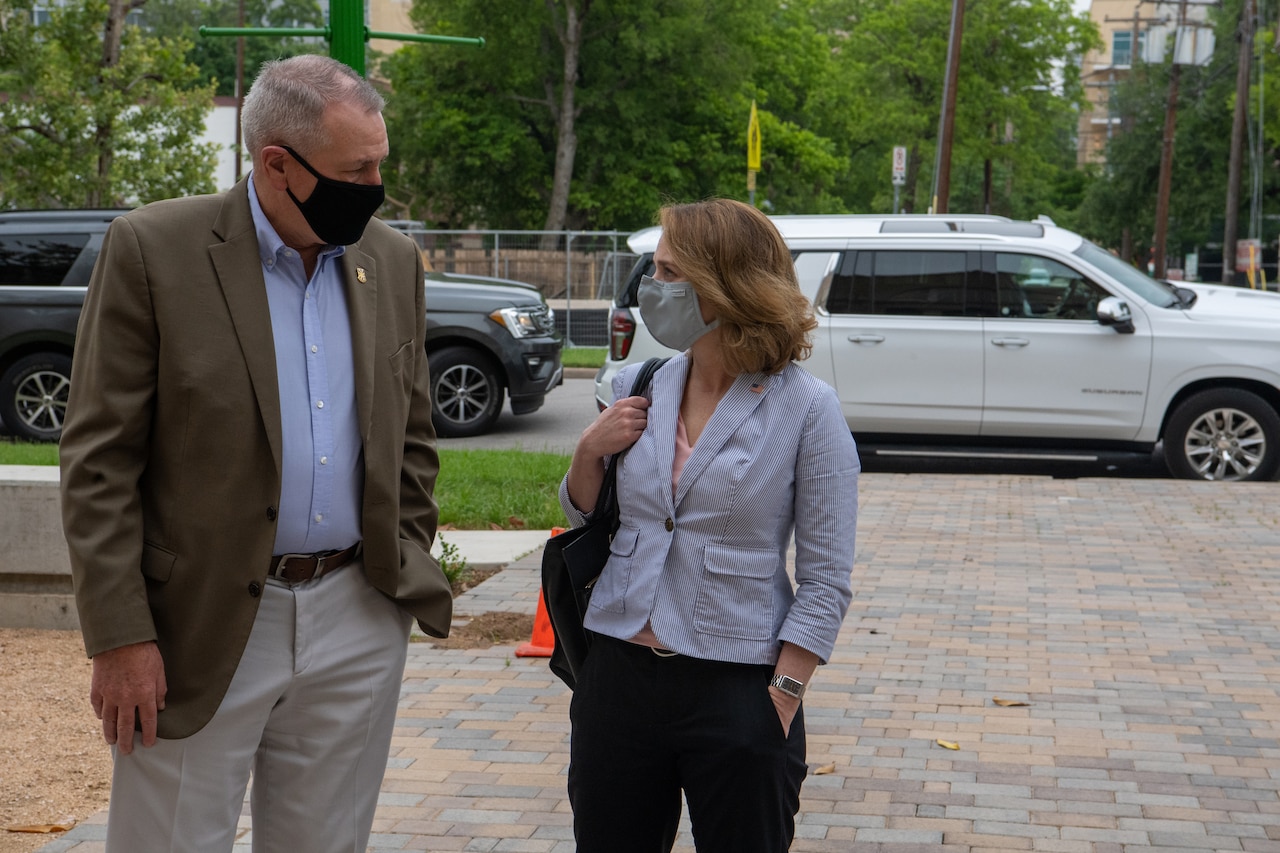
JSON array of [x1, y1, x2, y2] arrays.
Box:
[[772, 675, 804, 698]]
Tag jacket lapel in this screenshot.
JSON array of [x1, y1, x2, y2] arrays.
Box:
[[646, 355, 687, 516], [341, 246, 378, 442], [208, 182, 283, 471], [674, 371, 772, 509]]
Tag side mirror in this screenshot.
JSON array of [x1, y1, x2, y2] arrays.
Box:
[[1097, 297, 1134, 334]]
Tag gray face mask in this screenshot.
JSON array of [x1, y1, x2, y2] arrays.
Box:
[[638, 275, 720, 351]]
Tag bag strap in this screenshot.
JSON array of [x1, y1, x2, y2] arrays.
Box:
[[592, 357, 670, 527]]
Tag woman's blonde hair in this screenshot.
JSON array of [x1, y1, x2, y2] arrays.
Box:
[[658, 199, 816, 375]]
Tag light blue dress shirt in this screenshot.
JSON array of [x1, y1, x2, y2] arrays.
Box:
[[248, 175, 364, 555]]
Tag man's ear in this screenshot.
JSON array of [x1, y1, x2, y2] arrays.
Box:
[[259, 146, 291, 190]]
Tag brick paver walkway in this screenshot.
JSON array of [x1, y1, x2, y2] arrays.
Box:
[[38, 473, 1280, 852]]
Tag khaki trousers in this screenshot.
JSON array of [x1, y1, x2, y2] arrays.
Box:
[[104, 560, 412, 853]]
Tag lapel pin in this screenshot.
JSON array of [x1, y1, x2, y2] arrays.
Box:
[[356, 267, 367, 283]]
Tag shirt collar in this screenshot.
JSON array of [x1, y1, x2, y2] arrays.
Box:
[[247, 172, 346, 269]]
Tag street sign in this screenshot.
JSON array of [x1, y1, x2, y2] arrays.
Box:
[[748, 101, 762, 172], [892, 146, 907, 186]]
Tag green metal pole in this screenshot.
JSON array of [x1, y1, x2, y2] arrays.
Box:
[[329, 0, 365, 75]]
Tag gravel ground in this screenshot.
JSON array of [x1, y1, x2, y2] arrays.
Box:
[[0, 629, 110, 853]]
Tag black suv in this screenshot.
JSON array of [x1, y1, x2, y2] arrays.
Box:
[[0, 209, 562, 441]]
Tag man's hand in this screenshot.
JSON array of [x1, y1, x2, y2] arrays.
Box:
[[91, 641, 167, 754]]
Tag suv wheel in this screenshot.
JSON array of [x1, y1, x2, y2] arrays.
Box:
[[1163, 388, 1280, 481], [430, 346, 504, 438], [1, 353, 73, 442]]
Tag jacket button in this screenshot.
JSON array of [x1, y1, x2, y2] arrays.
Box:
[[664, 517, 674, 532], [266, 506, 277, 521], [248, 582, 261, 598]]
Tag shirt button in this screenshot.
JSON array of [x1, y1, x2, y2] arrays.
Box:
[[320, 456, 328, 465], [248, 582, 261, 598], [311, 345, 318, 353], [664, 517, 674, 532], [266, 506, 277, 521], [315, 513, 323, 523], [316, 400, 324, 409]]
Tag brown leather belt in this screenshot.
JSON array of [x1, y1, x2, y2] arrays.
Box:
[[268, 542, 362, 584]]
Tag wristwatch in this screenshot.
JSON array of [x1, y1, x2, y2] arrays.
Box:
[[769, 674, 806, 700]]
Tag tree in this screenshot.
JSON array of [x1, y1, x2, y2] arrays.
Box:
[[0, 0, 218, 208], [382, 0, 847, 231], [142, 0, 325, 98]]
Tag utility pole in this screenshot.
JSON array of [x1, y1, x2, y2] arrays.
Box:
[[1222, 0, 1256, 284], [931, 0, 966, 214], [1152, 0, 1190, 279]]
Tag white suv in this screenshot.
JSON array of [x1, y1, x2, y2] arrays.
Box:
[[596, 214, 1280, 482]]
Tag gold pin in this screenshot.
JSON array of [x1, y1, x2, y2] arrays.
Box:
[[356, 267, 367, 283]]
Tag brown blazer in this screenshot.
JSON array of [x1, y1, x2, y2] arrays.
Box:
[[59, 180, 452, 739]]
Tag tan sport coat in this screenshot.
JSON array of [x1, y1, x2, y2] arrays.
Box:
[[59, 180, 452, 739]]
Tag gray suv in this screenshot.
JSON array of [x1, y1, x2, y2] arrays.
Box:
[[0, 209, 562, 441]]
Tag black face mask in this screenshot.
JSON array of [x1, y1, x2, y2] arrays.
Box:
[[282, 145, 385, 246]]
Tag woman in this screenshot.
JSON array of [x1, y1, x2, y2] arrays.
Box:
[[559, 198, 859, 852]]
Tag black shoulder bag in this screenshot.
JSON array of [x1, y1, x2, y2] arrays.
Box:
[[541, 356, 668, 690]]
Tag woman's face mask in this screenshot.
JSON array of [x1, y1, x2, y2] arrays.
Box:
[[282, 146, 385, 246], [637, 275, 719, 351]]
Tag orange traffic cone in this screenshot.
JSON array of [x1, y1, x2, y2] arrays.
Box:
[[515, 527, 565, 658]]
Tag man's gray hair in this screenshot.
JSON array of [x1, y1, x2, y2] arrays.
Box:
[[241, 55, 385, 164]]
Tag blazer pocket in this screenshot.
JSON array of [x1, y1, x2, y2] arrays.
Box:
[[388, 340, 415, 376], [693, 544, 778, 641], [140, 542, 177, 584], [588, 525, 638, 615]]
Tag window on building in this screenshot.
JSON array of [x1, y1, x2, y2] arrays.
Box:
[[1111, 30, 1145, 66]]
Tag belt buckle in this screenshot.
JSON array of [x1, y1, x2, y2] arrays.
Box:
[[272, 552, 312, 581]]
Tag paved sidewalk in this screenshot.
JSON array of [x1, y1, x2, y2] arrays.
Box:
[[38, 473, 1280, 852]]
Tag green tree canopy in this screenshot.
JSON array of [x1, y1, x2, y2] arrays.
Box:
[[0, 0, 218, 209]]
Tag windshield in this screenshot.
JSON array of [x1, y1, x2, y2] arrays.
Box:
[[1073, 240, 1179, 308]]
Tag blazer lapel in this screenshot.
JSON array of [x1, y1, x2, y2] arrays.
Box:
[[341, 246, 378, 442], [208, 183, 283, 470], [645, 355, 687, 516], [674, 371, 772, 509]]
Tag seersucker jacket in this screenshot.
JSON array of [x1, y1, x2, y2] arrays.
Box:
[[559, 353, 859, 666]]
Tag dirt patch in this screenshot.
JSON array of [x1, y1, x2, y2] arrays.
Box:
[[0, 565, 519, 851], [0, 628, 111, 853], [419, 610, 535, 650]]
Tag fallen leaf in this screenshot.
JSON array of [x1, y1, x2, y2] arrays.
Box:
[[992, 697, 1029, 707], [813, 763, 837, 775], [488, 522, 504, 530], [507, 516, 527, 528], [438, 522, 457, 531], [935, 739, 960, 750], [6, 820, 76, 833]]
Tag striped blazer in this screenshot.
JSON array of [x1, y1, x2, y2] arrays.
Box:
[[559, 354, 859, 665]]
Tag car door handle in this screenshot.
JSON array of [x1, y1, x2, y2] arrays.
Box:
[[847, 334, 885, 344], [990, 337, 1030, 348]]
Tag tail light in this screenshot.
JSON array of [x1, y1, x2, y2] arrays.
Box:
[[609, 307, 635, 361]]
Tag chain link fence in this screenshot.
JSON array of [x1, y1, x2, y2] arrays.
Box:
[[395, 228, 637, 347]]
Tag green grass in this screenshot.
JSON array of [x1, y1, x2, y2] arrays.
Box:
[[436, 448, 571, 529], [0, 442, 572, 530], [560, 346, 606, 369], [0, 440, 59, 465]]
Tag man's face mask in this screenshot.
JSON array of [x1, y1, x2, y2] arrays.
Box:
[[637, 275, 720, 351], [282, 146, 385, 246]]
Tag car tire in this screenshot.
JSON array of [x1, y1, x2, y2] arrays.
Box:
[[0, 353, 73, 442], [1163, 388, 1280, 482], [429, 346, 505, 438]]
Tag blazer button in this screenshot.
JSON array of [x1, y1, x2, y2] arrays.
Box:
[[266, 506, 277, 521], [664, 517, 674, 532], [248, 581, 262, 598]]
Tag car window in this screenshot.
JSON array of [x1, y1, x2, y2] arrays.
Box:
[[994, 253, 1110, 320], [827, 250, 987, 316], [0, 233, 91, 286], [793, 251, 839, 305]]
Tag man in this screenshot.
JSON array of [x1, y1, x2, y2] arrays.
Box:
[[59, 55, 451, 852]]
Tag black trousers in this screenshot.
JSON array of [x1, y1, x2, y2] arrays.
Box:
[[568, 634, 807, 853]]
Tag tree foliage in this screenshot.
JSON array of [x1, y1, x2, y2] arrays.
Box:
[[142, 0, 325, 97], [0, 0, 218, 209], [383, 0, 1095, 232]]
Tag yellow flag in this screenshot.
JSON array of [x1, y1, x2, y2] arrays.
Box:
[[747, 101, 762, 171]]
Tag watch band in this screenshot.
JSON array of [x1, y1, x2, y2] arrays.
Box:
[[769, 674, 806, 700]]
